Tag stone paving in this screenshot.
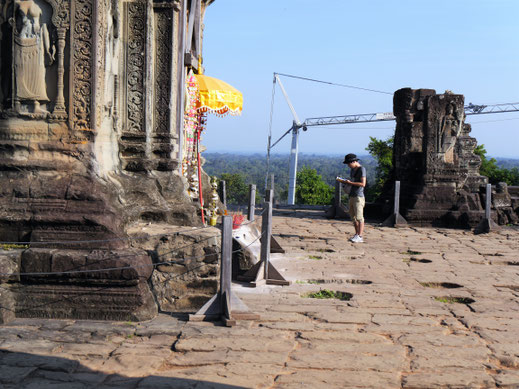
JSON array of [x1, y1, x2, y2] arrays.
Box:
[[1, 209, 519, 388]]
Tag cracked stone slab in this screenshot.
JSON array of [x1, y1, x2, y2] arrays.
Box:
[[402, 368, 495, 388], [274, 370, 401, 388]]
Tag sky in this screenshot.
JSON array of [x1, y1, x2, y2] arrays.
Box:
[[202, 0, 519, 158]]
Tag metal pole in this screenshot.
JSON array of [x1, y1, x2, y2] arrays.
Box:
[[275, 75, 302, 126], [260, 201, 272, 280], [394, 181, 401, 216], [248, 184, 256, 221], [485, 184, 491, 220], [220, 215, 232, 312], [287, 127, 299, 205]]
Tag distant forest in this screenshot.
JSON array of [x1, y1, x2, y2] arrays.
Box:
[[203, 152, 519, 203]]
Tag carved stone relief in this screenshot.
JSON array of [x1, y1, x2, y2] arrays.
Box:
[[13, 0, 54, 115], [437, 101, 462, 163], [118, 1, 181, 172], [123, 1, 146, 135], [390, 88, 490, 227], [70, 0, 94, 130], [152, 5, 175, 171], [94, 0, 107, 129], [117, 0, 146, 171], [0, 0, 69, 121], [153, 8, 172, 138]]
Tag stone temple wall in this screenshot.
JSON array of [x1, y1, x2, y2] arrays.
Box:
[[0, 0, 218, 322], [389, 88, 518, 227]]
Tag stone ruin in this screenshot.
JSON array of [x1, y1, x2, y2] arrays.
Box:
[[0, 0, 220, 324], [387, 88, 518, 227]]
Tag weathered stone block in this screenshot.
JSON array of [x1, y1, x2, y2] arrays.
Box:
[[385, 88, 515, 227], [12, 281, 157, 321], [147, 226, 221, 312]]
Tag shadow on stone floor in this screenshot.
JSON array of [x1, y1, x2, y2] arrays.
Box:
[[0, 350, 245, 389]]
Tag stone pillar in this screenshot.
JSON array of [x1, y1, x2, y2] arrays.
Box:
[[390, 88, 487, 227]]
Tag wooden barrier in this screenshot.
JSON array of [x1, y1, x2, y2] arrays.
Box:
[[190, 216, 259, 326], [238, 200, 290, 287]]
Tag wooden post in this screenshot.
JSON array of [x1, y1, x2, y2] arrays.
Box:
[[237, 199, 289, 287], [270, 174, 275, 204], [265, 189, 273, 203], [219, 180, 227, 209], [261, 201, 272, 280], [394, 180, 400, 216], [485, 183, 491, 220], [336, 180, 342, 207], [382, 181, 407, 227], [474, 183, 500, 234], [220, 216, 232, 313], [264, 188, 284, 254], [248, 184, 256, 221], [325, 180, 348, 219]]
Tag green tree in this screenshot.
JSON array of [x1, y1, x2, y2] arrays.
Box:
[[474, 145, 519, 185], [365, 136, 394, 201], [295, 167, 334, 205], [219, 173, 249, 205], [474, 144, 499, 179]]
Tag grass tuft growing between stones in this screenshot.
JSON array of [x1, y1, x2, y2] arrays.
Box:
[[302, 289, 353, 301], [402, 250, 422, 255], [308, 255, 322, 260], [434, 296, 475, 305], [316, 248, 335, 253], [420, 282, 463, 289], [304, 278, 372, 285], [296, 280, 321, 285], [0, 243, 29, 251]]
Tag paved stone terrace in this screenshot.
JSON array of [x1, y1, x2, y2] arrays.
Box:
[[1, 209, 518, 388]]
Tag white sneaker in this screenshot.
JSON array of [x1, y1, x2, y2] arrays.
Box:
[[351, 235, 364, 243], [349, 234, 359, 242]]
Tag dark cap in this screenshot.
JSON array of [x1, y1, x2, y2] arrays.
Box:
[[343, 153, 359, 164]]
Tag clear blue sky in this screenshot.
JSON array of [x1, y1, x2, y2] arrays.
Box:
[[202, 0, 519, 158]]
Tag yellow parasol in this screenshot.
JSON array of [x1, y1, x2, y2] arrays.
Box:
[[194, 74, 243, 116]]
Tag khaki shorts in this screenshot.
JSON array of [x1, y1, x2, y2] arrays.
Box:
[[349, 196, 365, 223]]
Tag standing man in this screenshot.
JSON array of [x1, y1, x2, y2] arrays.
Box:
[[336, 153, 366, 243]]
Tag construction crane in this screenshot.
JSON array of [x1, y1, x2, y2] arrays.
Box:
[[266, 73, 519, 205]]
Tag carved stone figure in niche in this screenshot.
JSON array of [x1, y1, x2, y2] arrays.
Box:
[[8, 0, 55, 114], [438, 102, 462, 162]]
